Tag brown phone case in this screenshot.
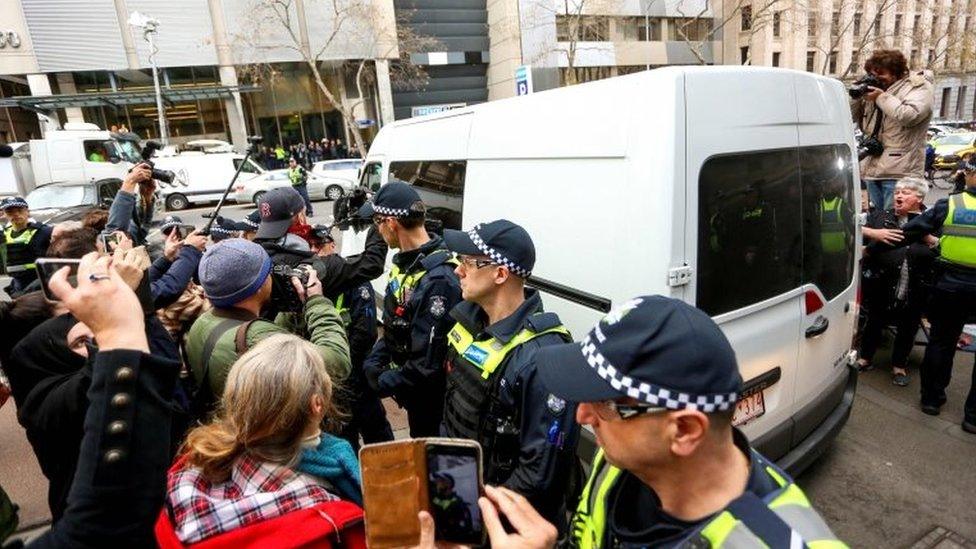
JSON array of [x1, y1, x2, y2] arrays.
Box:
[[360, 438, 483, 548]]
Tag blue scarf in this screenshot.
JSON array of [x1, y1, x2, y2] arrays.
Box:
[[297, 434, 363, 505]]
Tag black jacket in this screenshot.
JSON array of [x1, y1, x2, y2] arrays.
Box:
[[861, 208, 937, 289], [363, 237, 462, 403], [444, 289, 579, 526], [24, 347, 181, 549], [257, 225, 388, 299], [149, 246, 203, 309]]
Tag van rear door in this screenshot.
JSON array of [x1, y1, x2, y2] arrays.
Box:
[[684, 69, 801, 458]]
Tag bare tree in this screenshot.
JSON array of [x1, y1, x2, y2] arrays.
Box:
[[671, 0, 778, 66], [232, 0, 409, 155]]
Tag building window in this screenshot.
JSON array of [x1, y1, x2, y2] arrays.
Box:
[[389, 160, 467, 229], [913, 14, 921, 33], [695, 144, 856, 315], [929, 49, 936, 66], [911, 49, 919, 68], [853, 13, 862, 36], [741, 46, 750, 64], [851, 51, 861, 73], [773, 12, 781, 37], [831, 12, 841, 37], [807, 51, 816, 72], [808, 12, 817, 36], [829, 51, 838, 74], [873, 13, 881, 36], [617, 17, 662, 41], [617, 65, 649, 75], [667, 18, 713, 41], [741, 6, 753, 31], [556, 15, 610, 42], [559, 66, 613, 86], [957, 87, 968, 119], [941, 88, 951, 118], [894, 14, 902, 35], [772, 52, 781, 67]]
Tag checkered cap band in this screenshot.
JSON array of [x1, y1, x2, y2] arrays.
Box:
[[373, 204, 410, 217], [579, 331, 738, 412], [467, 225, 532, 278], [2, 198, 28, 209], [212, 225, 234, 235], [242, 218, 259, 229]]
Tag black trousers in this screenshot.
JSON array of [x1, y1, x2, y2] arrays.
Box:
[[405, 396, 445, 437], [920, 286, 976, 422], [859, 276, 926, 366], [338, 366, 394, 452]]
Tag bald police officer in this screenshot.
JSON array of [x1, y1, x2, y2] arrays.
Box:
[[533, 296, 845, 549], [440, 219, 578, 530]]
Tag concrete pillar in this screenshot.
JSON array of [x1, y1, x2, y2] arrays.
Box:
[[208, 0, 247, 150], [374, 59, 395, 125], [55, 73, 85, 124], [113, 0, 142, 69], [26, 74, 60, 135]]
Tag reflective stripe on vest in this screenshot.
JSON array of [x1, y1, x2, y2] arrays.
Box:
[[447, 322, 570, 380], [820, 196, 846, 254], [388, 255, 460, 304], [571, 449, 623, 549], [940, 192, 976, 268], [4, 226, 37, 273], [571, 452, 846, 549]]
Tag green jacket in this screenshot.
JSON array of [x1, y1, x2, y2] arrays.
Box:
[[185, 295, 351, 397]]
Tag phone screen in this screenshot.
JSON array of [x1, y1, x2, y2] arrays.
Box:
[[99, 232, 120, 252], [35, 258, 81, 301], [426, 444, 484, 545]]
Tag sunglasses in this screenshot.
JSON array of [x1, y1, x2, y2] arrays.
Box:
[[458, 255, 497, 270], [599, 400, 668, 420], [372, 214, 391, 225]]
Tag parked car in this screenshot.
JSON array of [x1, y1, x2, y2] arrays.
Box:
[[231, 169, 354, 205], [312, 159, 362, 189], [342, 66, 860, 476], [24, 178, 122, 224], [932, 132, 976, 170], [154, 153, 264, 210]]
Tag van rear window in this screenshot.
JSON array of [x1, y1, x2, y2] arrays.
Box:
[[390, 160, 466, 230], [696, 144, 855, 316]]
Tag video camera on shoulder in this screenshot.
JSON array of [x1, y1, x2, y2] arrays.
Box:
[[849, 73, 883, 99], [270, 264, 310, 313], [135, 141, 176, 184]]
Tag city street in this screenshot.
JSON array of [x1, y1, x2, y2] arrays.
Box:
[[2, 192, 976, 547]]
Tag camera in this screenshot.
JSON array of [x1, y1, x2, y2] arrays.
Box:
[[139, 141, 176, 184], [849, 74, 883, 99], [270, 264, 310, 312], [857, 134, 885, 160]]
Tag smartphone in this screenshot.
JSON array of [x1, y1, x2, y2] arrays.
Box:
[[176, 225, 195, 240], [98, 232, 121, 252], [35, 258, 81, 301], [426, 442, 485, 545]]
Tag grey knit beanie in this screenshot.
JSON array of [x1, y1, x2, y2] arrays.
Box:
[[198, 238, 273, 308]]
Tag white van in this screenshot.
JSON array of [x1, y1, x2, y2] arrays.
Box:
[[344, 66, 860, 474], [154, 152, 264, 210]]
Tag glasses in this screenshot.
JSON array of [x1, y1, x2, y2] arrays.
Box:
[[458, 256, 497, 270], [372, 214, 390, 225], [596, 400, 668, 420]]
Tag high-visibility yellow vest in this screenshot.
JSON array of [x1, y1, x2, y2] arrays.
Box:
[[3, 226, 38, 273], [821, 196, 847, 254], [940, 192, 976, 268], [447, 320, 571, 380], [571, 449, 847, 549]]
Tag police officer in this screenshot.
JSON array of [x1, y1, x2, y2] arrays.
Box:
[[872, 157, 976, 430], [440, 219, 577, 529], [361, 181, 462, 437], [288, 157, 313, 216], [2, 196, 53, 297], [309, 225, 394, 450], [532, 296, 844, 548]]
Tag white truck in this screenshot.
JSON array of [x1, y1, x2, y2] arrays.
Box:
[[0, 122, 138, 198]]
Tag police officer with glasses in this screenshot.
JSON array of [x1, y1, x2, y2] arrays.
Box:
[[533, 296, 844, 549], [440, 219, 577, 531]]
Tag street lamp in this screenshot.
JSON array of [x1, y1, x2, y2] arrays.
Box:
[[128, 11, 168, 144]]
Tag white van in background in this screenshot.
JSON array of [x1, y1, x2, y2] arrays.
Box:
[[154, 153, 264, 210], [343, 66, 860, 475]]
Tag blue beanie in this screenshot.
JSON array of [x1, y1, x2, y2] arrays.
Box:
[[198, 239, 273, 308]]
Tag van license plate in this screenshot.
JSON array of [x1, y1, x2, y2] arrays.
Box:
[[732, 391, 765, 427]]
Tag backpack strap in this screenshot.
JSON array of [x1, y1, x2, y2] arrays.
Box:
[[235, 319, 258, 355]]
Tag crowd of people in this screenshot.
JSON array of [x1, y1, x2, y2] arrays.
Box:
[[255, 138, 361, 171], [0, 46, 973, 549]]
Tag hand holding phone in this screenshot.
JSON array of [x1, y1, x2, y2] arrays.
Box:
[[36, 258, 82, 301]]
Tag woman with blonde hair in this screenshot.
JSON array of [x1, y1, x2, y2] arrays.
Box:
[[156, 334, 365, 548]]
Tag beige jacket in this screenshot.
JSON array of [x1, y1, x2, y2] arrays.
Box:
[[851, 70, 934, 180]]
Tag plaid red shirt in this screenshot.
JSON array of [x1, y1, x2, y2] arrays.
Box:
[[167, 454, 339, 544]]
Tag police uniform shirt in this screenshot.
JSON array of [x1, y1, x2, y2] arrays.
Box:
[[607, 429, 781, 548]]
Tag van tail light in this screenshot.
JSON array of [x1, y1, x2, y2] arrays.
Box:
[[804, 290, 824, 315]]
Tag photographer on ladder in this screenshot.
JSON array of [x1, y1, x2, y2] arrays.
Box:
[[850, 49, 934, 212]]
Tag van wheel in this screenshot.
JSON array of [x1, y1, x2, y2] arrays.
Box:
[[166, 193, 189, 211], [325, 185, 344, 201], [252, 191, 266, 205]]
